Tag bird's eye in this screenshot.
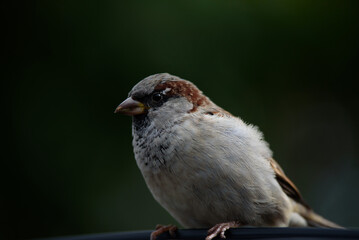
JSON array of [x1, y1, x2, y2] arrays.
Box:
[[152, 93, 163, 102]]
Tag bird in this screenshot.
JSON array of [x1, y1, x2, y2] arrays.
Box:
[[114, 73, 341, 240]]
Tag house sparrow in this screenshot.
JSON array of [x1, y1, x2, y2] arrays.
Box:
[[114, 73, 341, 240]]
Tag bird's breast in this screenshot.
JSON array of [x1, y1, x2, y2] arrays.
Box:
[[131, 116, 291, 227]]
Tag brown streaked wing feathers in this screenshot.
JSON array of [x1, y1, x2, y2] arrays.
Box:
[[269, 158, 310, 209]]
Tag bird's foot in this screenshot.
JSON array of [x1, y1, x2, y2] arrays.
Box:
[[150, 224, 177, 240], [206, 221, 241, 240]]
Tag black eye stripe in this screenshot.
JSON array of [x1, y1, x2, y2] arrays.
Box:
[[131, 91, 171, 109]]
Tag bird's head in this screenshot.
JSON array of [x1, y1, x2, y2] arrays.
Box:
[[115, 73, 221, 127]]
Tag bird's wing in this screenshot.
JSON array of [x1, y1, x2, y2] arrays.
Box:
[[269, 158, 310, 209]]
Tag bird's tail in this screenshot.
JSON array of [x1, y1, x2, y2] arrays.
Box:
[[301, 209, 343, 228]]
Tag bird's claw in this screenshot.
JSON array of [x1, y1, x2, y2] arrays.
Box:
[[206, 221, 241, 240], [151, 224, 177, 240]]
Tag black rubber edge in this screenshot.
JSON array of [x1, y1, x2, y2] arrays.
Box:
[[37, 227, 359, 240]]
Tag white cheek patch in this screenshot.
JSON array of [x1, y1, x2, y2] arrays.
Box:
[[162, 88, 172, 95]]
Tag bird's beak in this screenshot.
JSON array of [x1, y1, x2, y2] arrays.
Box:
[[114, 97, 146, 116]]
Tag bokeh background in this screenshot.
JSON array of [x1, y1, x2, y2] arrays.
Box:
[[4, 1, 359, 239]]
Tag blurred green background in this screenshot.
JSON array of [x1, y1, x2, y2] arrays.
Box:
[[4, 1, 359, 239]]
